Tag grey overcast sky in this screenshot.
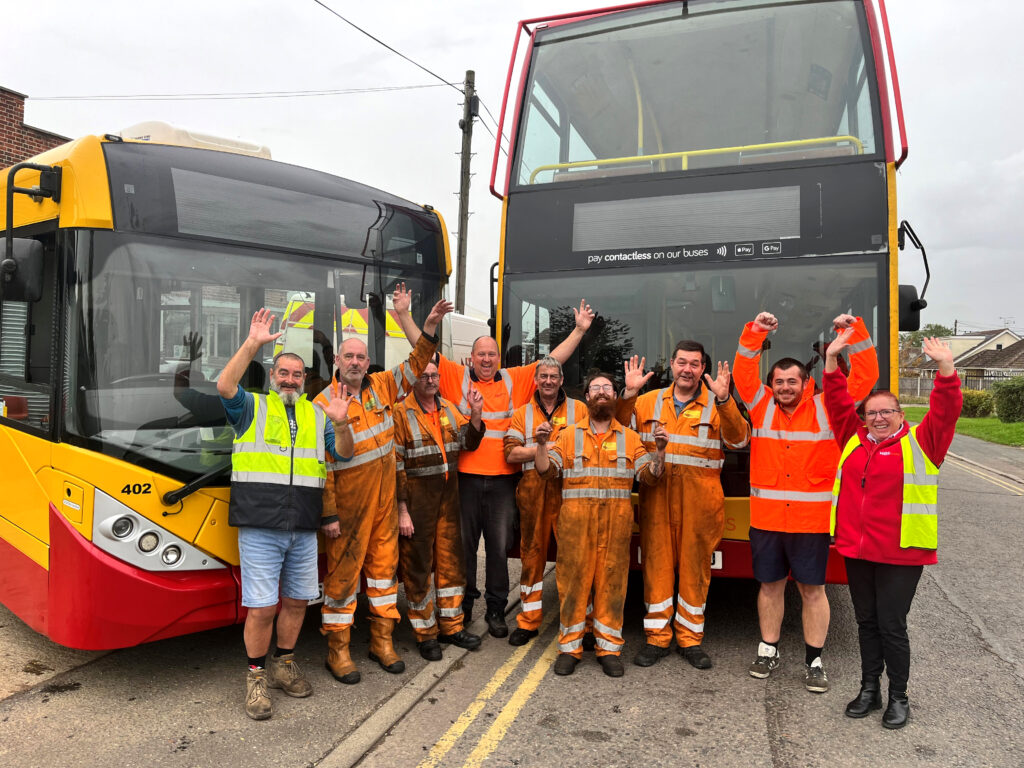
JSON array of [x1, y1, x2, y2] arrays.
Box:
[[3, 0, 1021, 334]]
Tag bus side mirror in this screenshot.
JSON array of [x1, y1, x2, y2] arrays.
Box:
[[0, 239, 45, 302], [898, 283, 927, 332]]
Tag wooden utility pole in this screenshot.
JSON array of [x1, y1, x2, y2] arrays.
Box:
[[455, 70, 477, 314]]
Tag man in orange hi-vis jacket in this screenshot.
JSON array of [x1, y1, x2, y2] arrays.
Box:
[[395, 300, 596, 639], [534, 371, 667, 678], [314, 289, 451, 685], [503, 356, 586, 646], [617, 345, 750, 670], [734, 312, 876, 693], [395, 357, 485, 661]]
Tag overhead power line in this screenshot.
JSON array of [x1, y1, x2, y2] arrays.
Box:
[[312, 0, 463, 95], [32, 84, 451, 102]]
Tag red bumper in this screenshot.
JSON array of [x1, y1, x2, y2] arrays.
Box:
[[0, 505, 241, 650]]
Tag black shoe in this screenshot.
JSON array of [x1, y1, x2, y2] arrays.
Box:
[[679, 644, 713, 669], [598, 655, 625, 678], [845, 679, 883, 718], [882, 690, 910, 729], [438, 629, 482, 651], [485, 609, 508, 638], [508, 628, 538, 646], [553, 653, 579, 676], [633, 642, 671, 667], [582, 632, 596, 652], [417, 639, 442, 661]]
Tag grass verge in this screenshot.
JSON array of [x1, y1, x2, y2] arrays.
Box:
[[902, 406, 1024, 447]]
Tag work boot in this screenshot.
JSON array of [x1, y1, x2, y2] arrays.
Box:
[[553, 653, 579, 676], [368, 617, 406, 674], [325, 628, 360, 685], [803, 657, 829, 693], [485, 609, 508, 638], [439, 629, 482, 650], [845, 678, 883, 718], [882, 690, 910, 729], [267, 653, 313, 698], [679, 644, 713, 669], [508, 628, 538, 646], [633, 642, 671, 667], [598, 654, 625, 678], [244, 667, 272, 721], [748, 642, 780, 679], [417, 638, 443, 661], [582, 632, 597, 652]]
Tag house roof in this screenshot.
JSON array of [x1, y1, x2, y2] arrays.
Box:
[[957, 339, 1024, 370]]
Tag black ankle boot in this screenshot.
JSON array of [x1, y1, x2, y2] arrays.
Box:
[[844, 678, 883, 718], [882, 689, 909, 729]]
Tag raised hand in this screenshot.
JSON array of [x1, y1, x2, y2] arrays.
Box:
[[248, 308, 282, 346], [534, 421, 553, 445], [922, 337, 954, 375], [392, 282, 412, 315], [703, 361, 732, 401], [652, 422, 669, 452], [826, 327, 855, 359], [573, 299, 596, 333], [832, 313, 857, 330], [753, 312, 778, 333], [623, 355, 655, 395], [426, 298, 454, 324], [183, 332, 203, 362], [323, 384, 354, 424], [467, 384, 484, 416]]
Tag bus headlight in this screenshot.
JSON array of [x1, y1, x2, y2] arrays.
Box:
[[138, 532, 160, 553], [161, 545, 182, 566], [111, 516, 134, 538]]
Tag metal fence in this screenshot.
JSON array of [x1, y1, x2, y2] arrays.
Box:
[[899, 369, 1024, 399]]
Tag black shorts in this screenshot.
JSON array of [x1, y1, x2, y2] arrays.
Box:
[[749, 527, 830, 585]]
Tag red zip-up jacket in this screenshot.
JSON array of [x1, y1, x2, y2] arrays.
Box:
[[823, 369, 962, 566]]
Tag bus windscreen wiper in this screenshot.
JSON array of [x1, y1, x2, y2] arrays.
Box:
[[162, 463, 231, 507]]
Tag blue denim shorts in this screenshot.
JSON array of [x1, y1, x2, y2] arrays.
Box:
[[237, 527, 319, 607]]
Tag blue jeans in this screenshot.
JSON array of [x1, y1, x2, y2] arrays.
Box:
[[237, 527, 319, 608], [459, 473, 517, 613]]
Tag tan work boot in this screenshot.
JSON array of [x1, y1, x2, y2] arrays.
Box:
[[368, 617, 405, 674], [325, 628, 360, 684], [267, 652, 313, 698], [245, 667, 272, 720]]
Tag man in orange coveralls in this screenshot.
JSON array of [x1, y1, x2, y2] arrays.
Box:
[[734, 311, 876, 692], [503, 356, 586, 646], [395, 300, 596, 638], [534, 371, 667, 677], [618, 345, 750, 670], [395, 357, 486, 661], [315, 288, 451, 684]]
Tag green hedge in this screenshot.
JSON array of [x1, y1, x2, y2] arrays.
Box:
[[961, 389, 994, 418], [993, 377, 1024, 423]]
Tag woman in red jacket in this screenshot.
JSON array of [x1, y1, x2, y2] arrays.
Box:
[[824, 334, 961, 730]]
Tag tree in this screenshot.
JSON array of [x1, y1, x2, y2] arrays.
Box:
[[899, 323, 953, 349]]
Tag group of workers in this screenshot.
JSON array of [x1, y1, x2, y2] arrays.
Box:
[[220, 289, 961, 734]]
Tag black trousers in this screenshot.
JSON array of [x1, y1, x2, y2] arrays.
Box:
[[459, 473, 517, 612], [844, 557, 923, 692]]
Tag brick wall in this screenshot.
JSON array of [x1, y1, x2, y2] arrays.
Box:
[[1, 87, 69, 167]]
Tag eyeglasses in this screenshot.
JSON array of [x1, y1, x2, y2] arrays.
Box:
[[588, 384, 615, 393], [864, 408, 901, 419], [419, 373, 440, 381]]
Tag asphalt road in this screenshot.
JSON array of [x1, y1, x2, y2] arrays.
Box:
[[1, 440, 1022, 768]]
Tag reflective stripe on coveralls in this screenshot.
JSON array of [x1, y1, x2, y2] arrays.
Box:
[[831, 425, 940, 550]]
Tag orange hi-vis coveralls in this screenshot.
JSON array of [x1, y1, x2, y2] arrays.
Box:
[[394, 395, 484, 641], [540, 415, 660, 658], [733, 318, 877, 535], [617, 385, 750, 649], [504, 393, 585, 631], [313, 334, 436, 631]]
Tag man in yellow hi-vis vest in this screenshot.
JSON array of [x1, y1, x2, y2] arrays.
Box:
[[219, 309, 354, 721]]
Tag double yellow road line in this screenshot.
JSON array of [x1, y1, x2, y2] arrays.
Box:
[[947, 457, 1024, 496], [418, 610, 559, 768]]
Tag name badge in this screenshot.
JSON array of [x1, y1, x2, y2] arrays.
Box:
[[683, 408, 702, 419], [552, 416, 565, 425], [440, 415, 451, 427]]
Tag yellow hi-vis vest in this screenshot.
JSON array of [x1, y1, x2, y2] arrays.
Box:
[[231, 392, 327, 488], [830, 425, 940, 550]]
